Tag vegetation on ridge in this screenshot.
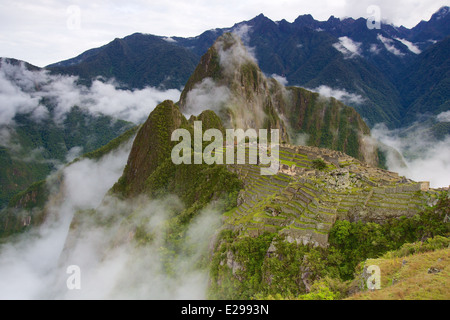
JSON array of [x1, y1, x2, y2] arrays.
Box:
[[209, 196, 449, 300]]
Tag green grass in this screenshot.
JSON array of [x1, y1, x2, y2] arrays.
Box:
[[348, 248, 450, 300]]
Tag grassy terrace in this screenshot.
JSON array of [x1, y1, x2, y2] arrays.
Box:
[[348, 248, 450, 300], [223, 145, 440, 244]]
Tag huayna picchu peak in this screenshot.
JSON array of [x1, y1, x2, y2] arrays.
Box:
[[179, 32, 290, 143], [179, 33, 378, 166]]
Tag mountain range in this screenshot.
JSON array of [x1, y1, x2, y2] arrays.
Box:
[[46, 6, 450, 128]]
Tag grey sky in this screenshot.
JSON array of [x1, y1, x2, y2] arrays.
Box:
[[0, 0, 448, 67]]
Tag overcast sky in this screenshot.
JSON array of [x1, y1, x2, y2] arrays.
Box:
[[0, 0, 448, 67]]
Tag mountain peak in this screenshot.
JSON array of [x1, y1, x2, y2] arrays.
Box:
[[0, 57, 41, 72], [433, 6, 449, 19], [410, 5, 450, 43], [327, 15, 341, 23], [179, 32, 289, 138], [295, 13, 314, 21], [293, 14, 318, 28], [251, 13, 272, 23], [112, 100, 188, 197]]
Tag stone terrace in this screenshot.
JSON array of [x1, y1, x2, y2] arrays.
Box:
[[223, 144, 445, 247]]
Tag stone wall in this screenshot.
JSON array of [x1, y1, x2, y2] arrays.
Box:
[[224, 144, 444, 249]]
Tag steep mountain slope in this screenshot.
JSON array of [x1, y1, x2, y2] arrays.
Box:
[[399, 36, 450, 123], [178, 33, 290, 143], [111, 100, 242, 213], [0, 125, 139, 239], [349, 232, 450, 300], [47, 33, 199, 89], [179, 33, 376, 165]]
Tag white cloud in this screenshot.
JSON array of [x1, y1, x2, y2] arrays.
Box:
[[0, 61, 47, 125], [271, 74, 289, 86], [217, 29, 258, 75], [75, 80, 181, 124], [395, 38, 421, 54], [231, 24, 253, 45], [437, 110, 450, 122], [372, 122, 450, 188], [66, 146, 84, 162], [310, 85, 366, 105], [0, 134, 223, 299], [377, 34, 405, 56], [0, 140, 133, 299], [333, 36, 362, 58], [183, 78, 231, 117], [162, 37, 177, 43], [369, 44, 381, 54], [0, 60, 181, 126]]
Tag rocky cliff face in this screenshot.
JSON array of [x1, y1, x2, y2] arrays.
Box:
[[179, 33, 378, 166], [111, 100, 242, 214], [179, 33, 290, 143], [112, 100, 189, 197]]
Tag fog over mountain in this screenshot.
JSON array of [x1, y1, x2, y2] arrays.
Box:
[[0, 3, 449, 302]]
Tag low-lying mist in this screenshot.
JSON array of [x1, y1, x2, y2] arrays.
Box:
[[373, 120, 450, 188], [0, 139, 131, 299], [0, 59, 181, 126], [0, 134, 220, 299]]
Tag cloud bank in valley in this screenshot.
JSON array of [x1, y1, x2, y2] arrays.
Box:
[[377, 34, 405, 57], [0, 139, 133, 299], [0, 134, 220, 299], [309, 85, 366, 105], [0, 60, 181, 126], [372, 122, 450, 188], [333, 36, 362, 58]]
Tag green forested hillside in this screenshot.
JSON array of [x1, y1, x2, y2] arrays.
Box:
[[400, 36, 450, 123], [0, 107, 133, 209]]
